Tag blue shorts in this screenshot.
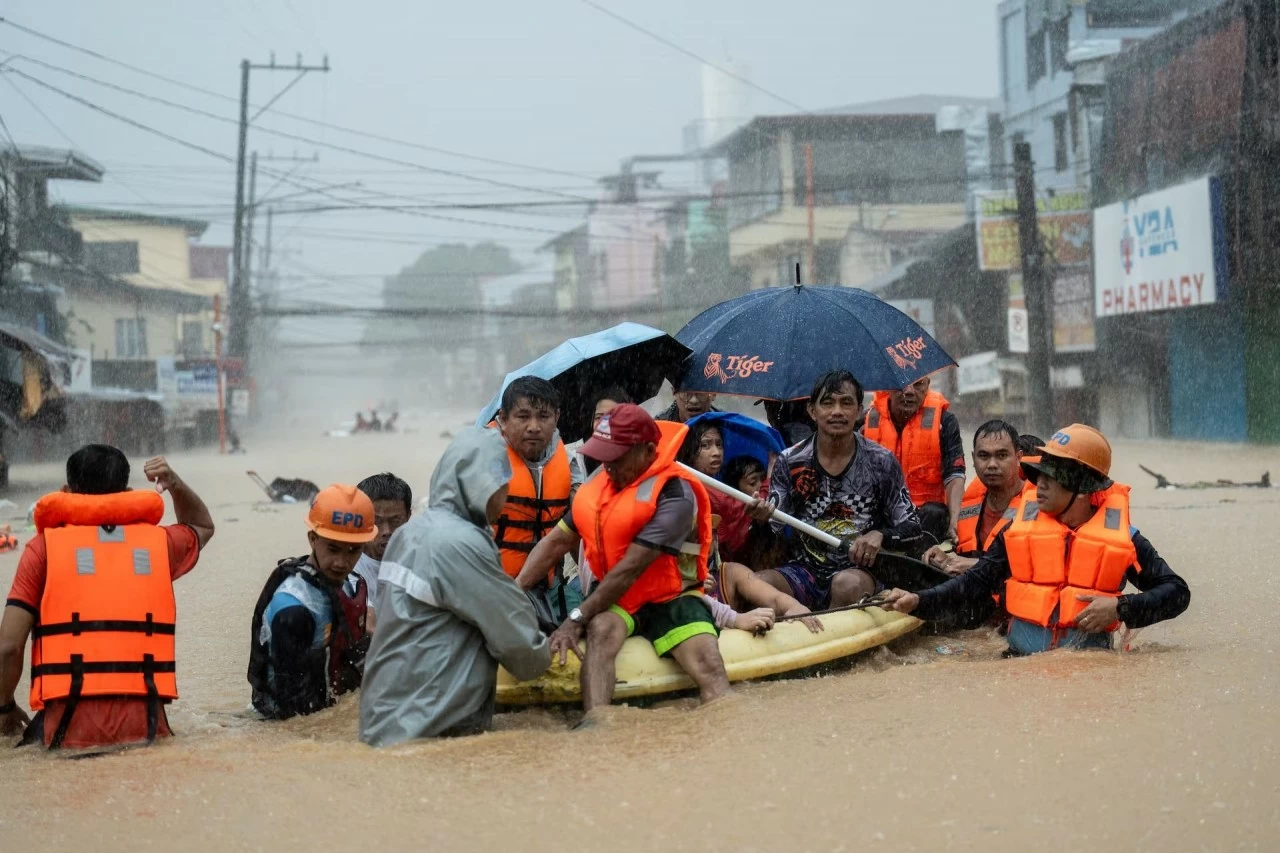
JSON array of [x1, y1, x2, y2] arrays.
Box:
[[774, 562, 882, 610]]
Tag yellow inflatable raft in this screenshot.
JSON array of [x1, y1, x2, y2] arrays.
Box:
[[496, 605, 921, 706]]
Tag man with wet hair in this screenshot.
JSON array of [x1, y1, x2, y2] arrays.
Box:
[[882, 425, 1191, 655], [493, 376, 581, 622], [747, 370, 923, 610], [344, 472, 413, 632], [0, 445, 215, 749], [924, 420, 1027, 576], [863, 375, 966, 543]]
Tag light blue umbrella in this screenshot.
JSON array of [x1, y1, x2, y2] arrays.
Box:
[[476, 322, 691, 443]]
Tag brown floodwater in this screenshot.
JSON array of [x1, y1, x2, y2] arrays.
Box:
[[2, 419, 1277, 852]]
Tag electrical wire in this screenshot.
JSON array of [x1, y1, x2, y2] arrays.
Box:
[[1, 61, 597, 203], [577, 0, 808, 113], [0, 16, 597, 181]]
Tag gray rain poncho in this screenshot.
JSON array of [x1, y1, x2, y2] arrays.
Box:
[[358, 428, 550, 746]]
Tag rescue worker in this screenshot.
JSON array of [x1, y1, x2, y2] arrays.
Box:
[[862, 375, 966, 543], [0, 524, 17, 553], [655, 389, 718, 424], [922, 420, 1026, 576], [492, 376, 581, 621], [343, 472, 413, 633], [248, 484, 375, 720], [0, 445, 215, 749], [880, 425, 1192, 655], [359, 428, 550, 745], [526, 404, 731, 713]]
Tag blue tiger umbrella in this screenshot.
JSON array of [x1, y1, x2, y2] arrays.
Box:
[[673, 284, 955, 400]]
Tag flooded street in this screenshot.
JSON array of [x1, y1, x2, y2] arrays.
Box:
[[0, 416, 1276, 852]]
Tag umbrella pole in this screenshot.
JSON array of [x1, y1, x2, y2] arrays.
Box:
[[677, 463, 842, 549]]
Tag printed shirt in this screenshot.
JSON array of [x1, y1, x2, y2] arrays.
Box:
[[768, 434, 922, 579]]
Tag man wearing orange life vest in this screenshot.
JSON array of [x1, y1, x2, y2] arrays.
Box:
[[862, 375, 966, 543], [530, 403, 730, 712], [492, 377, 581, 618], [922, 421, 1032, 577], [881, 425, 1191, 655], [0, 445, 215, 749]]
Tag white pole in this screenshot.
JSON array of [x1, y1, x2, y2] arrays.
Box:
[[678, 462, 842, 549]]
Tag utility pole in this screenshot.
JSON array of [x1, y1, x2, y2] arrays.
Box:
[[228, 54, 329, 372], [1013, 142, 1054, 437], [241, 151, 259, 317], [804, 142, 816, 283]]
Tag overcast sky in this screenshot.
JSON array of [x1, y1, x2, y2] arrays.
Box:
[[2, 0, 998, 329]]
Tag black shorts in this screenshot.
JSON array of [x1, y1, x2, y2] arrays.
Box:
[[610, 594, 718, 657]]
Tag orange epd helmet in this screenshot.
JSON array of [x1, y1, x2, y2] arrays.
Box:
[[1020, 424, 1113, 494], [307, 484, 377, 543]]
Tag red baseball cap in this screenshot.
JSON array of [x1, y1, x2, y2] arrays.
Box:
[[581, 403, 661, 462]]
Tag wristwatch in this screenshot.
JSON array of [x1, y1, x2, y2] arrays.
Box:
[[568, 607, 586, 625], [0, 699, 16, 714]]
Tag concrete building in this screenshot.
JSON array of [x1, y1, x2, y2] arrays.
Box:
[[706, 95, 994, 291], [61, 207, 226, 360], [996, 0, 1217, 189]]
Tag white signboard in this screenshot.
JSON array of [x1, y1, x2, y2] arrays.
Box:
[[1093, 176, 1227, 318], [887, 299, 936, 338], [1007, 307, 1029, 354], [956, 351, 1002, 395]]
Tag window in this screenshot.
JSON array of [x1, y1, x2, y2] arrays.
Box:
[[115, 317, 148, 358], [181, 321, 204, 357], [1087, 0, 1172, 29], [84, 241, 140, 275], [1050, 15, 1070, 73], [1026, 29, 1047, 86], [1053, 113, 1069, 172]]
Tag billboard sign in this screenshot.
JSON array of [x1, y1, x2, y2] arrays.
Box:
[[1093, 176, 1229, 318]]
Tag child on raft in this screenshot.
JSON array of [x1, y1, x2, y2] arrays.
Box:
[[678, 422, 822, 634]]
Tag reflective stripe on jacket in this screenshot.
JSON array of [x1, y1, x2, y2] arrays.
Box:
[[30, 490, 175, 711]]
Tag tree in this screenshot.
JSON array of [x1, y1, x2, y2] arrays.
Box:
[[382, 242, 521, 311]]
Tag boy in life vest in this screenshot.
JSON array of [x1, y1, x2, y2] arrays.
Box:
[[862, 375, 966, 544], [492, 376, 582, 620], [248, 485, 376, 719], [0, 446, 215, 750], [343, 472, 413, 633], [881, 425, 1191, 655], [530, 404, 731, 712]]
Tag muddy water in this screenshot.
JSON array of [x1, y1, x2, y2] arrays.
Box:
[[2, 419, 1277, 852]]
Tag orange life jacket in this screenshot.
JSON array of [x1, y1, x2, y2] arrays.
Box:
[[863, 390, 949, 506], [1002, 483, 1137, 631], [493, 440, 573, 579], [29, 490, 177, 715], [572, 421, 712, 615], [955, 479, 1019, 557]]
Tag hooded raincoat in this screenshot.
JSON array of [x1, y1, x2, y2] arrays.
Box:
[[358, 428, 550, 746]]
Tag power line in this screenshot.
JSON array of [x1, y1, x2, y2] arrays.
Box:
[[578, 0, 808, 113], [1, 59, 597, 204], [0, 16, 597, 181]]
